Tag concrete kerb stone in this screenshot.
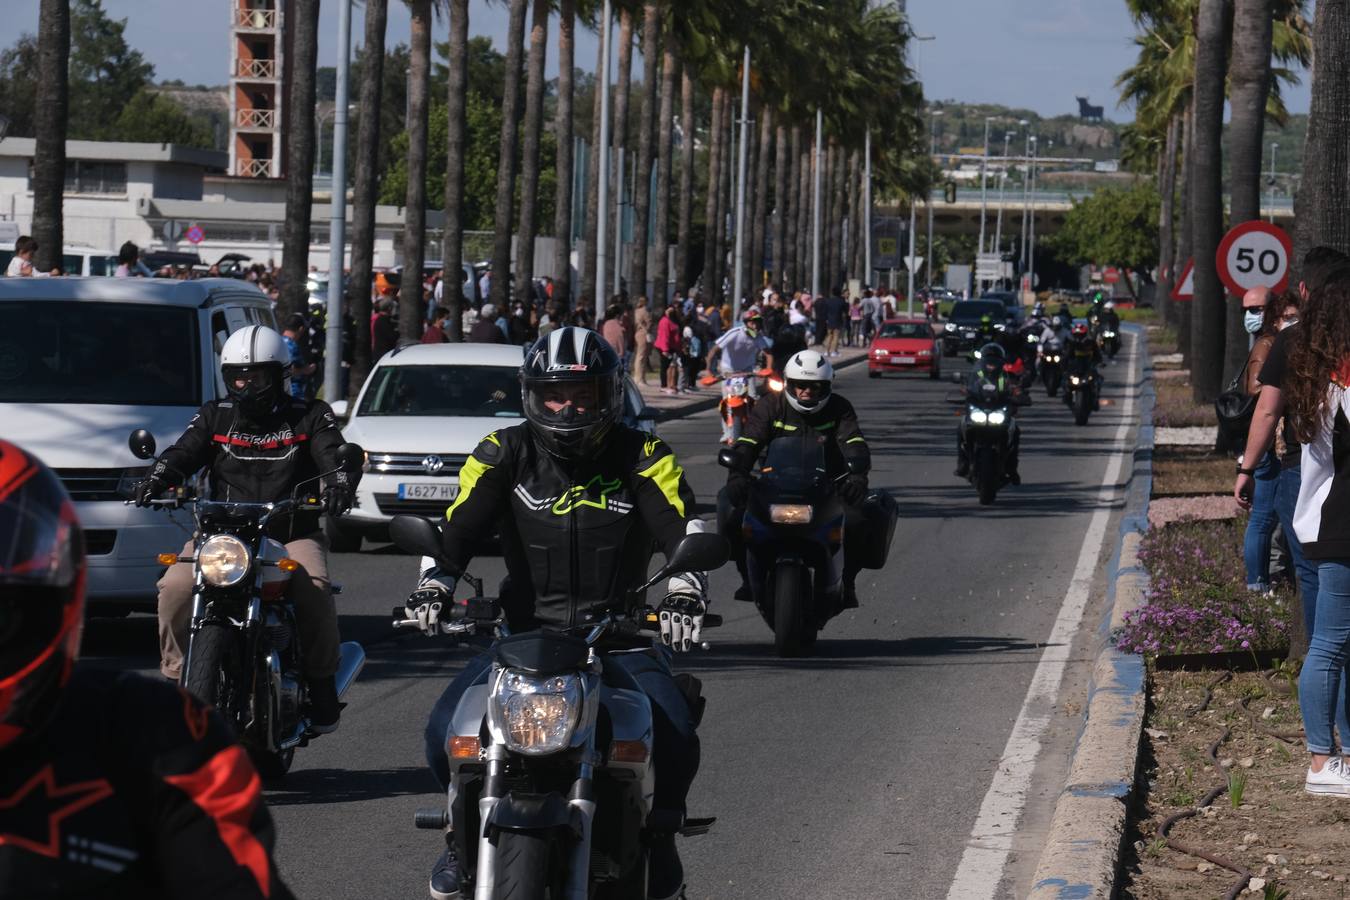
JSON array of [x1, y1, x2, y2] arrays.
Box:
[[1029, 324, 1156, 900]]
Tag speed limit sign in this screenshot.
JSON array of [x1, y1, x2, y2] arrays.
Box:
[[1216, 220, 1292, 296]]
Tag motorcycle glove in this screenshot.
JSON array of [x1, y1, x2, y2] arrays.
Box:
[[839, 473, 869, 505], [660, 572, 708, 652], [321, 485, 353, 518], [725, 474, 751, 507], [133, 459, 173, 508], [407, 575, 457, 636]]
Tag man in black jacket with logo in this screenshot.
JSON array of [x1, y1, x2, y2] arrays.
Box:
[[136, 325, 354, 733]]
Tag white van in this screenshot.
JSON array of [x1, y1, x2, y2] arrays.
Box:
[[0, 278, 277, 611]]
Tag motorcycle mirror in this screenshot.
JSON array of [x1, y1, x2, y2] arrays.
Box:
[[640, 532, 731, 593], [948, 371, 964, 385], [388, 515, 444, 560], [335, 442, 365, 474], [128, 429, 157, 460], [716, 447, 738, 470]]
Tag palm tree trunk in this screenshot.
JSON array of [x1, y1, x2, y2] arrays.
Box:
[[795, 139, 810, 293], [1190, 0, 1232, 403], [551, 0, 575, 309], [849, 148, 864, 281], [399, 0, 433, 343], [702, 87, 725, 295], [717, 91, 734, 299], [280, 0, 320, 319], [651, 43, 677, 307], [1293, 0, 1350, 269], [442, 0, 469, 337], [1155, 113, 1180, 330], [31, 0, 70, 274], [610, 8, 634, 298], [628, 2, 660, 302], [489, 0, 529, 312], [675, 67, 695, 292], [348, 0, 388, 393], [751, 106, 772, 295], [828, 141, 845, 291], [515, 0, 550, 315], [774, 122, 789, 290], [582, 36, 604, 308], [1177, 101, 1195, 361], [1225, 0, 1274, 379]]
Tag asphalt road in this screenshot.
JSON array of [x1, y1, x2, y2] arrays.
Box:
[[81, 334, 1140, 899]]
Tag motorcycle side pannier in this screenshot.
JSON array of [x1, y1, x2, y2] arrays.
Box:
[[853, 489, 898, 570]]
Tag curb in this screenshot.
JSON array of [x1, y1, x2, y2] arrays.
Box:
[[638, 350, 870, 422], [1029, 323, 1156, 900]]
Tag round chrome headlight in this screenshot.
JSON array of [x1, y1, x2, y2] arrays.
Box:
[[197, 534, 251, 587]]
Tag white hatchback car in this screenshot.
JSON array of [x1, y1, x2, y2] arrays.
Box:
[[331, 342, 656, 551]]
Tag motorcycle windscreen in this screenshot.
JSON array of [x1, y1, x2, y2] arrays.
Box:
[[760, 434, 828, 485]]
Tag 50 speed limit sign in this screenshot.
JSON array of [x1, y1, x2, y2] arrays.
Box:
[[1216, 220, 1292, 296]]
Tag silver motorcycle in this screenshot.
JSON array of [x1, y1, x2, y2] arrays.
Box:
[[389, 515, 726, 900]]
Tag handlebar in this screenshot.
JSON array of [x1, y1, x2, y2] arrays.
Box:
[[390, 605, 723, 645]]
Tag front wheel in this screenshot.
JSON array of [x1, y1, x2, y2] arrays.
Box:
[[1072, 388, 1091, 426], [974, 448, 999, 506], [772, 564, 817, 658], [1044, 370, 1060, 397], [249, 746, 294, 780], [183, 623, 243, 729], [493, 829, 562, 900]]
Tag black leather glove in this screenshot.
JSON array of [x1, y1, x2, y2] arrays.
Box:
[[839, 473, 868, 505], [133, 460, 172, 508], [725, 474, 750, 507], [322, 485, 353, 518]]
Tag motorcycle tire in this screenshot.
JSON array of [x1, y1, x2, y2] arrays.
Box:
[[974, 449, 999, 506], [493, 829, 561, 900], [249, 746, 294, 780], [1073, 388, 1091, 426], [1045, 371, 1060, 397], [183, 623, 243, 730], [772, 563, 817, 658]]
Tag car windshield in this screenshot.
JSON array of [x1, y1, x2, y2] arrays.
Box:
[[949, 301, 1007, 322], [0, 301, 200, 405], [357, 364, 524, 417], [879, 322, 930, 339]]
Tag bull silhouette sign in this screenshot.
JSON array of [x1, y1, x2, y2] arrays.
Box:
[[1076, 96, 1104, 122]]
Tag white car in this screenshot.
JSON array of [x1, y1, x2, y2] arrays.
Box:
[[330, 342, 657, 551]]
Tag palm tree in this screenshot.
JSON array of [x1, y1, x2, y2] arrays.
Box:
[[1177, 102, 1194, 358], [516, 0, 551, 314], [31, 0, 70, 274], [551, 0, 576, 308], [1293, 0, 1350, 265], [773, 122, 789, 289], [348, 0, 389, 394], [610, 8, 635, 297], [489, 0, 530, 311], [399, 0, 434, 343], [582, 35, 604, 307], [442, 0, 470, 339], [701, 87, 726, 296], [650, 39, 678, 306], [795, 136, 810, 291], [675, 68, 695, 290], [628, 2, 661, 302], [1154, 113, 1180, 326], [1189, 0, 1230, 403], [751, 106, 772, 293], [280, 0, 321, 319]]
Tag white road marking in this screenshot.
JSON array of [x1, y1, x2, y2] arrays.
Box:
[[944, 335, 1139, 899]]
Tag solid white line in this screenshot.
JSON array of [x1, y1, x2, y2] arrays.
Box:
[[944, 335, 1139, 899]]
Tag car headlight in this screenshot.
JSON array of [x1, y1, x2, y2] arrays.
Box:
[[489, 669, 582, 755], [769, 504, 813, 524], [987, 409, 1007, 425], [969, 409, 989, 424], [917, 349, 932, 357], [945, 322, 956, 332], [197, 534, 251, 587], [873, 348, 889, 357]]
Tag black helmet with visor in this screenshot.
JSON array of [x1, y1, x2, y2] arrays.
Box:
[[520, 327, 625, 460]]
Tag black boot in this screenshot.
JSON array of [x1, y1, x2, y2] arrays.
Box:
[[648, 834, 685, 900], [841, 578, 859, 609], [430, 845, 462, 900], [733, 583, 753, 603], [307, 675, 340, 735]]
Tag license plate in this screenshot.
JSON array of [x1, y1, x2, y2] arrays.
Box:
[[398, 483, 459, 501], [893, 356, 915, 365], [963, 331, 976, 339]]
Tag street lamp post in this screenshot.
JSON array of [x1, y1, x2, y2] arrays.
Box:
[[1018, 123, 1030, 274], [1268, 142, 1279, 224], [811, 108, 822, 301], [322, 0, 352, 405], [732, 44, 751, 319], [926, 109, 943, 291]]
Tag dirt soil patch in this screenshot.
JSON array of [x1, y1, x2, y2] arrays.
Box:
[[1156, 379, 1215, 428], [1154, 447, 1235, 496], [1125, 669, 1350, 899]]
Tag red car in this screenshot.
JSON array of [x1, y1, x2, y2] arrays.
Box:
[[868, 318, 942, 379]]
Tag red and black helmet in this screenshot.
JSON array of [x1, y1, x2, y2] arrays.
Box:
[[0, 440, 86, 750], [1071, 322, 1090, 338]]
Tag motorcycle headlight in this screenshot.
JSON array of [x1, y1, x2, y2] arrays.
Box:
[[197, 534, 251, 587], [945, 322, 956, 332], [969, 408, 989, 425], [1049, 354, 1060, 363], [489, 669, 582, 755], [987, 409, 1007, 426], [769, 504, 813, 524], [1070, 375, 1082, 385]]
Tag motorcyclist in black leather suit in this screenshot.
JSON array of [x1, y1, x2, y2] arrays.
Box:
[[955, 344, 1022, 485]]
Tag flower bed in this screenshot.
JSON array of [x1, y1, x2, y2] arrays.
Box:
[[1119, 516, 1290, 658]]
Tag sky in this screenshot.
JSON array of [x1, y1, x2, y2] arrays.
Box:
[[6, 0, 1315, 120]]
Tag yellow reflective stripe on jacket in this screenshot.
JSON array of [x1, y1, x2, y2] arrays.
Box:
[[771, 420, 799, 432], [445, 456, 492, 520], [636, 453, 686, 518], [735, 436, 758, 445], [846, 436, 866, 444]]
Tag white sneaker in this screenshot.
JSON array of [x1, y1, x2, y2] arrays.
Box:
[[1306, 757, 1350, 797]]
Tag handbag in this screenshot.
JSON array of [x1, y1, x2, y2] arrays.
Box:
[[1214, 360, 1256, 452]]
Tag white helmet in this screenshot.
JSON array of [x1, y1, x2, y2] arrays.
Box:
[[1103, 300, 1115, 311], [783, 350, 834, 413], [219, 325, 291, 416]]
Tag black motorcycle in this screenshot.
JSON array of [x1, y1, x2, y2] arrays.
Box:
[[956, 383, 1018, 505], [1041, 337, 1064, 397], [1063, 361, 1100, 426], [390, 516, 727, 900], [718, 434, 879, 656], [128, 429, 367, 777], [1098, 323, 1121, 359]]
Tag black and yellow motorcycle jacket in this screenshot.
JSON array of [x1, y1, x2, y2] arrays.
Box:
[[437, 422, 699, 631], [729, 391, 870, 478]]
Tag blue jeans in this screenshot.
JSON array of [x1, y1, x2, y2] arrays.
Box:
[[1243, 451, 1280, 590], [424, 645, 700, 817], [1274, 462, 1323, 633], [1299, 561, 1350, 754]]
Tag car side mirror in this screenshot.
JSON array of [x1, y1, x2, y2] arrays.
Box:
[[717, 447, 738, 470], [330, 399, 349, 419], [388, 515, 444, 560], [336, 442, 365, 475], [128, 429, 157, 460]]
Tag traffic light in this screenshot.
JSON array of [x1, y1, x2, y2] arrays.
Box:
[[944, 181, 957, 204]]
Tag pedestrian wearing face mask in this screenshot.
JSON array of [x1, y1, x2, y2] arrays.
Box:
[[1236, 286, 1281, 591]]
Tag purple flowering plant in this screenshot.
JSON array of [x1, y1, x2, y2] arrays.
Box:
[[1117, 516, 1290, 657]]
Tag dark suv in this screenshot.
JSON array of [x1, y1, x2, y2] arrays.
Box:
[[943, 300, 1010, 355]]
